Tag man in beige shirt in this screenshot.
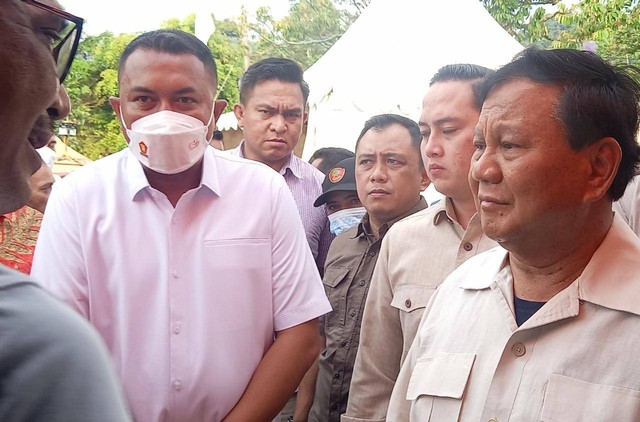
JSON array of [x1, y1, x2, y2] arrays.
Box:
[[388, 47, 640, 421], [343, 64, 497, 422]]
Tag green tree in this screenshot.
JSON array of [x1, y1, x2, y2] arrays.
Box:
[[64, 32, 135, 160], [481, 0, 560, 43], [251, 0, 349, 69]]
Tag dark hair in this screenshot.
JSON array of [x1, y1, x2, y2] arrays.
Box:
[[479, 47, 640, 201], [430, 63, 494, 110], [212, 130, 223, 141], [308, 147, 355, 174], [119, 30, 218, 84], [239, 57, 309, 104], [355, 114, 423, 167]]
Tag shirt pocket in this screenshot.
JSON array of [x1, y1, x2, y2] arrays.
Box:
[[540, 374, 640, 421], [406, 352, 476, 421], [391, 285, 437, 351], [201, 238, 271, 331], [322, 267, 351, 332]]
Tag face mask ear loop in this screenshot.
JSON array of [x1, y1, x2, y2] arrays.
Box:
[[119, 104, 131, 131], [205, 100, 217, 142]]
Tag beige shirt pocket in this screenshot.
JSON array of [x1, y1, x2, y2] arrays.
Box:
[[391, 284, 437, 354], [406, 352, 475, 421], [541, 374, 640, 421]]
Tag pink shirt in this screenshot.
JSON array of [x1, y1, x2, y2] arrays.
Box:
[[32, 147, 331, 421], [228, 142, 332, 271]]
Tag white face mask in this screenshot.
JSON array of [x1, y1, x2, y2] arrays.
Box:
[[121, 108, 214, 174], [328, 206, 366, 236]]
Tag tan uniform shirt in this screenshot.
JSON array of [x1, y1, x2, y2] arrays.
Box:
[[310, 198, 427, 422], [388, 215, 640, 421], [343, 199, 496, 422]]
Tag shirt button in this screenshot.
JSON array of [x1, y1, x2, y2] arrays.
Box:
[[173, 324, 181, 334], [511, 342, 526, 357], [488, 419, 498, 422], [172, 271, 180, 279], [173, 380, 182, 391], [405, 299, 412, 308], [359, 280, 366, 287], [334, 372, 341, 379], [463, 242, 473, 251], [349, 309, 357, 317], [368, 250, 376, 257]]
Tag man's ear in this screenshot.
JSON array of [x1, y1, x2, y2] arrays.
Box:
[[233, 103, 245, 129], [109, 97, 130, 144], [109, 96, 120, 118], [213, 99, 227, 123], [303, 110, 309, 124], [419, 168, 431, 192], [583, 136, 621, 202]]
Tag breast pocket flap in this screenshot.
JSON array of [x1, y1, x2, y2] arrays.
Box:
[[323, 267, 350, 288], [407, 352, 476, 401], [391, 284, 437, 313]]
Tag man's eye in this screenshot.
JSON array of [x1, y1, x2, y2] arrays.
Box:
[[473, 142, 485, 151], [40, 29, 61, 48], [501, 142, 518, 150], [442, 128, 457, 135], [177, 97, 195, 104]]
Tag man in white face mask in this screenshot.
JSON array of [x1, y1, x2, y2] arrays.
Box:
[[32, 29, 331, 422], [298, 114, 429, 422]]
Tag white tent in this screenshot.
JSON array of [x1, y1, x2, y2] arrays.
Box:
[[302, 0, 523, 159]]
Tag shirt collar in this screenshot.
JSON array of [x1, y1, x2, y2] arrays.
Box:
[[458, 214, 640, 316], [433, 197, 476, 226], [125, 147, 221, 201], [237, 140, 298, 179]]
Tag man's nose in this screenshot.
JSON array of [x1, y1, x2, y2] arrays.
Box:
[[47, 84, 70, 121]]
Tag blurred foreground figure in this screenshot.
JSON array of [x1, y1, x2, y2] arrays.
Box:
[[0, 0, 130, 420]]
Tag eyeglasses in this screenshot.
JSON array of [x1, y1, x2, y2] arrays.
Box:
[[21, 0, 84, 83]]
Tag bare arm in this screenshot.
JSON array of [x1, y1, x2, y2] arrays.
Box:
[[292, 334, 325, 422], [223, 320, 321, 422]]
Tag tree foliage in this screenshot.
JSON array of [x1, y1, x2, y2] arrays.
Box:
[[63, 0, 640, 161], [251, 0, 349, 69]]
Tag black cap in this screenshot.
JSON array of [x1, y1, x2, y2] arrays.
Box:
[[314, 157, 357, 207]]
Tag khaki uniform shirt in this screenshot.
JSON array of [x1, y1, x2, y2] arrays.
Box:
[[310, 198, 427, 422], [343, 199, 496, 422], [388, 215, 640, 421]]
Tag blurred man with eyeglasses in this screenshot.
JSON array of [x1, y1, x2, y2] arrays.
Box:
[[0, 1, 130, 420]]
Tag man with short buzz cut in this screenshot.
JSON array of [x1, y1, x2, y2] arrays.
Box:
[[33, 29, 330, 421], [343, 64, 496, 422], [388, 47, 640, 421], [231, 57, 332, 273], [304, 114, 429, 422]]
